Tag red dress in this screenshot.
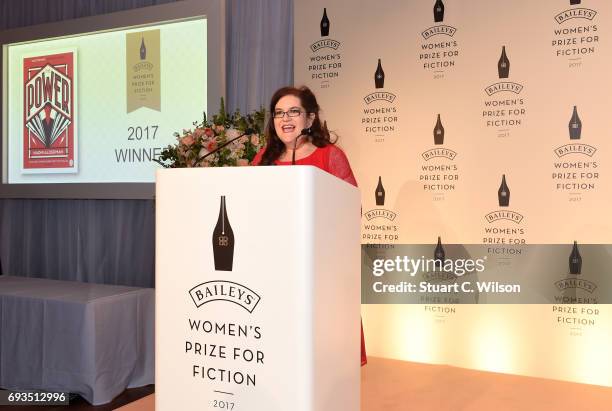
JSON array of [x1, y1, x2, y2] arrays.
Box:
[[252, 144, 367, 366]]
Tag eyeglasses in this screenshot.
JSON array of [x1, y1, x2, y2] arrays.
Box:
[[273, 107, 304, 119]]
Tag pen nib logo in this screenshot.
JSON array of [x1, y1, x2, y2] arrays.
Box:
[[212, 195, 235, 271]]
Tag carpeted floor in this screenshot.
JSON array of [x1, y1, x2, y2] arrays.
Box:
[[118, 357, 612, 411]]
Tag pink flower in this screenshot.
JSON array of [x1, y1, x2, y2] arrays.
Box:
[[213, 124, 225, 133], [237, 159, 249, 166], [204, 128, 214, 138], [226, 128, 240, 140], [207, 140, 218, 151], [193, 128, 205, 139], [181, 134, 195, 147], [250, 134, 259, 145]]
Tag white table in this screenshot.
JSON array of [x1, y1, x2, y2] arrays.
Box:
[[0, 275, 154, 405]]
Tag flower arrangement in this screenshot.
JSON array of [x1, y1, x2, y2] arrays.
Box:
[[154, 98, 266, 168]]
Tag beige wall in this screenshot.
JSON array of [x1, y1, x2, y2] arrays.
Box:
[[295, 0, 612, 386]]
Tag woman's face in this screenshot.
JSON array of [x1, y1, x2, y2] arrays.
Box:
[[273, 95, 314, 146]]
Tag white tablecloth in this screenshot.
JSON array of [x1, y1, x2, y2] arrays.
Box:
[[0, 275, 154, 405]]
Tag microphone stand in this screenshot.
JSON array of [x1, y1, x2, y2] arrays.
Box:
[[292, 136, 299, 165], [292, 128, 310, 165]]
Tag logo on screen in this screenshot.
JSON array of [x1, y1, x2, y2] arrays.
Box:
[[126, 30, 160, 113], [23, 52, 76, 172]]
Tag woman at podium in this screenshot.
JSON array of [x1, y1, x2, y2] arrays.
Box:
[[251, 85, 367, 366]]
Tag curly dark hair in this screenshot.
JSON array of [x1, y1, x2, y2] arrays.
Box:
[[258, 86, 335, 165]]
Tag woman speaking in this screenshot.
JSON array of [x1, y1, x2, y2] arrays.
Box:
[[252, 85, 366, 366]]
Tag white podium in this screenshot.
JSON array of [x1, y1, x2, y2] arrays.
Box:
[[156, 166, 361, 411]]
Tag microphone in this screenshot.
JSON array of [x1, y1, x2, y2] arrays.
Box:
[[292, 128, 311, 165], [198, 127, 255, 162]]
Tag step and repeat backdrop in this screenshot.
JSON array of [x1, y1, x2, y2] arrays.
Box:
[[295, 0, 612, 386]]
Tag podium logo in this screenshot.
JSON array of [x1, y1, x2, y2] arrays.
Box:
[[189, 281, 261, 313], [23, 51, 76, 171], [212, 196, 235, 271]]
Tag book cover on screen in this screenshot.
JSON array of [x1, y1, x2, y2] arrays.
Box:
[[22, 50, 77, 173]]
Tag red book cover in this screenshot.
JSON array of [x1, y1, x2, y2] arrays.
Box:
[[23, 51, 77, 172]]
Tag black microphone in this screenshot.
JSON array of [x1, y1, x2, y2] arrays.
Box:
[[292, 128, 311, 165], [198, 127, 255, 161]]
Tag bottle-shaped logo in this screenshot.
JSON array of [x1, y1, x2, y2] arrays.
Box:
[[320, 8, 330, 37], [433, 114, 445, 145], [568, 106, 582, 140], [374, 59, 385, 89], [570, 0, 581, 5], [212, 196, 235, 271], [498, 46, 510, 79], [140, 37, 147, 60], [433, 0, 445, 23], [375, 176, 386, 206], [498, 174, 510, 207], [434, 236, 445, 263], [569, 241, 582, 274]]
